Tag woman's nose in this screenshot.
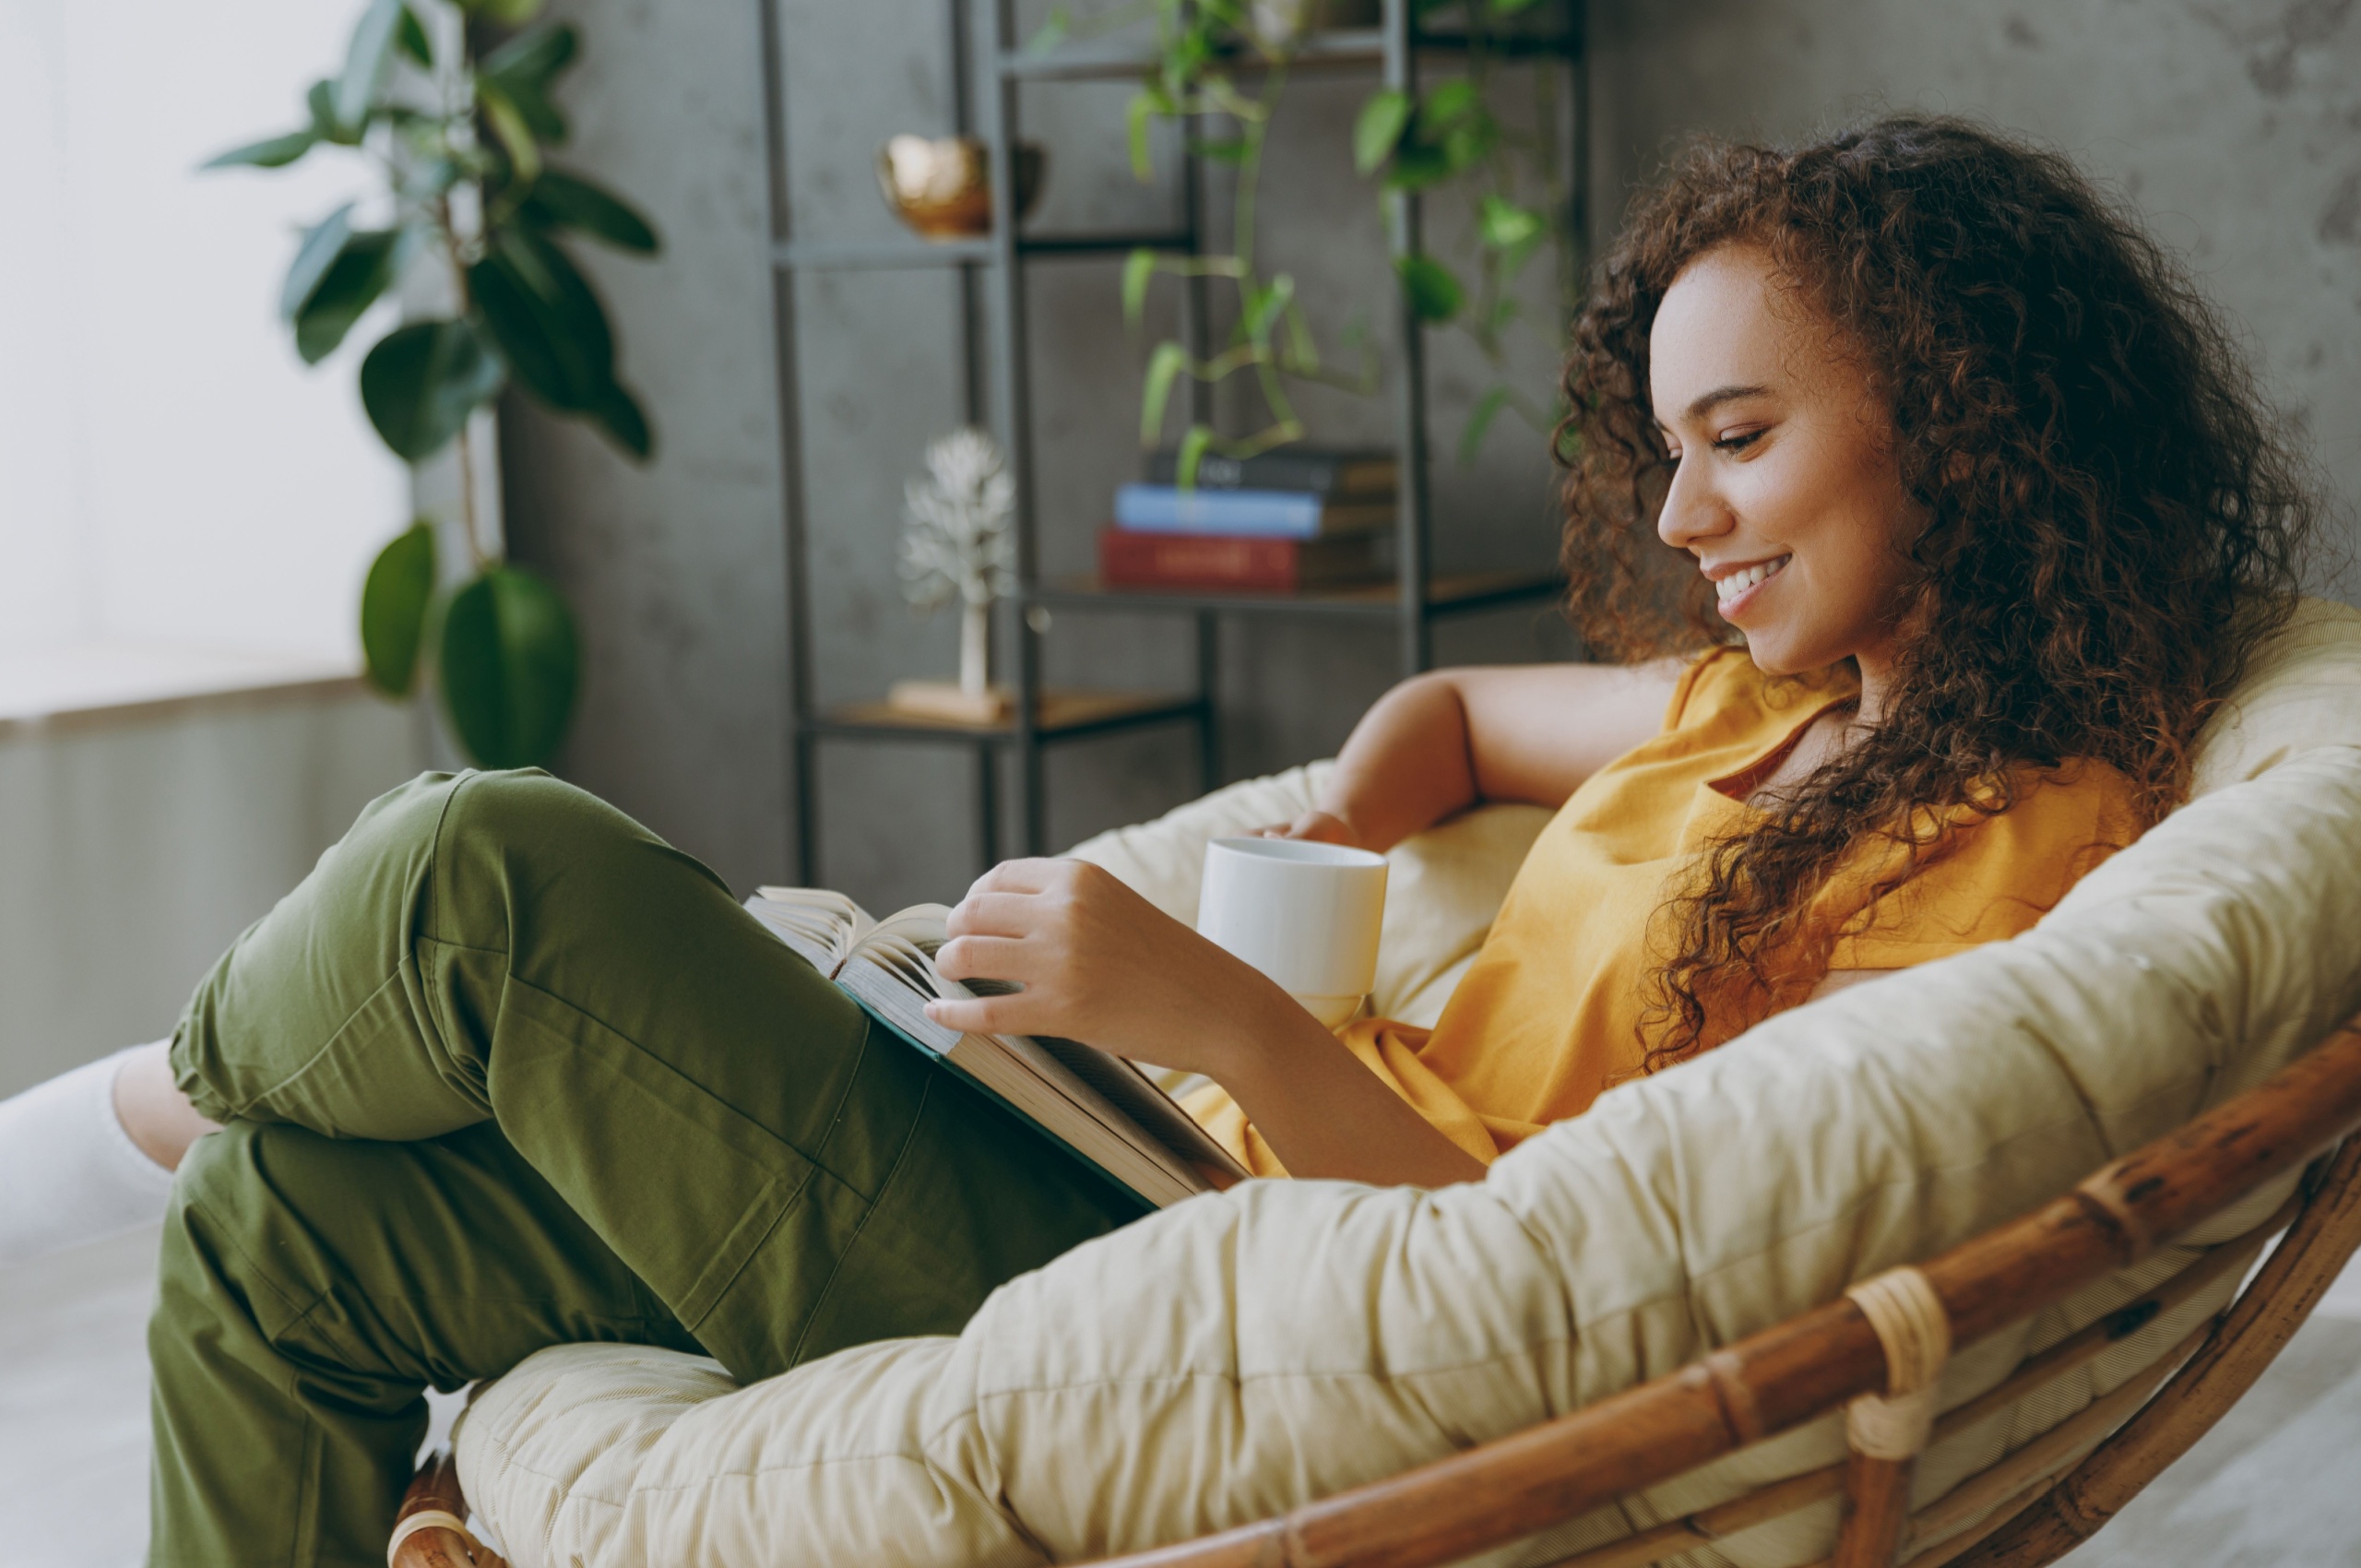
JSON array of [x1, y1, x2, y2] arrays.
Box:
[[1655, 454, 1731, 552]]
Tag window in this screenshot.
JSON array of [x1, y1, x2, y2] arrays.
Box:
[[0, 0, 406, 666]]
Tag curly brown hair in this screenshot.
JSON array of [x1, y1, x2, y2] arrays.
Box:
[[1555, 115, 2318, 1071]]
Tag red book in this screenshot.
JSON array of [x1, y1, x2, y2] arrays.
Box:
[[1097, 528, 1390, 592]]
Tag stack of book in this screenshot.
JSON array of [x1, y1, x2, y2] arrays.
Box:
[[1098, 446, 1398, 593]]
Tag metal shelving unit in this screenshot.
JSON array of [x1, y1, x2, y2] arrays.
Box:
[[756, 0, 1584, 881]]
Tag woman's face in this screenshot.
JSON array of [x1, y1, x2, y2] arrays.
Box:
[[1648, 245, 1916, 695]]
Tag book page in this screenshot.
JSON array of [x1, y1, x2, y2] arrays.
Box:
[[749, 887, 876, 975]]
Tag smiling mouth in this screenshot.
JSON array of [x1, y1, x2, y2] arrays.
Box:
[[1714, 554, 1791, 608]]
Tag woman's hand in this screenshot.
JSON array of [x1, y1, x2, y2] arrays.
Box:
[[1251, 808, 1360, 846], [924, 857, 1489, 1187], [926, 858, 1288, 1082]]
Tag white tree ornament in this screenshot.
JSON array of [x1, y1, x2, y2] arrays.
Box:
[[896, 427, 1016, 709]]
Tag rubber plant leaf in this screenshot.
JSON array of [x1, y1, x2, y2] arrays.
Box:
[[360, 317, 505, 460], [477, 83, 545, 183], [202, 128, 318, 170], [480, 21, 577, 93], [360, 521, 438, 696], [519, 169, 660, 254], [469, 228, 615, 412], [307, 80, 365, 146], [335, 0, 407, 130], [279, 203, 358, 322], [292, 229, 418, 364], [439, 565, 581, 770], [468, 0, 546, 24], [395, 4, 433, 67]]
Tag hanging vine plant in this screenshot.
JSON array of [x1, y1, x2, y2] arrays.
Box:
[[208, 0, 659, 768]]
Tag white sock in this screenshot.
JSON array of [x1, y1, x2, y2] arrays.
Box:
[[0, 1044, 179, 1265]]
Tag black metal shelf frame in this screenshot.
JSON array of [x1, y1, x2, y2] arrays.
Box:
[[755, 0, 1584, 879]]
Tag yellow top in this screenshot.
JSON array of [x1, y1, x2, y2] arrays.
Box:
[[1186, 647, 2144, 1176]]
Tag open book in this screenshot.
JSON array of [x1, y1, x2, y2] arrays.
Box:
[[748, 887, 1250, 1209]]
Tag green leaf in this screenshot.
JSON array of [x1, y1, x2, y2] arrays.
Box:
[[519, 168, 659, 254], [1024, 7, 1071, 53], [291, 227, 420, 365], [1140, 340, 1188, 445], [477, 83, 545, 183], [1457, 386, 1511, 465], [395, 5, 433, 66], [336, 0, 406, 130], [469, 0, 546, 26], [1395, 253, 1464, 323], [1173, 424, 1215, 492], [279, 204, 357, 322], [469, 228, 614, 413], [360, 521, 438, 695], [481, 20, 576, 89], [438, 565, 579, 769], [1121, 248, 1157, 329], [1186, 137, 1251, 165], [1126, 92, 1156, 183], [308, 79, 365, 146], [360, 318, 505, 460], [1478, 194, 1544, 252], [1382, 142, 1452, 191], [1421, 79, 1480, 129], [203, 128, 319, 170], [590, 382, 654, 459], [1353, 89, 1412, 175], [1489, 0, 1543, 13], [1441, 113, 1497, 172], [1243, 272, 1295, 347]]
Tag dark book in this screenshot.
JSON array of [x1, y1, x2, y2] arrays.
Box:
[[1145, 446, 1397, 498], [1114, 483, 1395, 540], [747, 890, 1249, 1209], [1098, 528, 1393, 592]]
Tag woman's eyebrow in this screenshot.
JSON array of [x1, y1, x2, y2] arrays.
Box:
[[1684, 383, 1772, 421]]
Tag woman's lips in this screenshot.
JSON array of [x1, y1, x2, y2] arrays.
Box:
[[1714, 553, 1791, 620]]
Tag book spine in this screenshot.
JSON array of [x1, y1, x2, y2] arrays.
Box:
[[1145, 451, 1397, 496], [1099, 529, 1306, 590], [1113, 484, 1323, 538]]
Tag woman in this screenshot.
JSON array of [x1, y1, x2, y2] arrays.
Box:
[[0, 115, 2312, 1566]]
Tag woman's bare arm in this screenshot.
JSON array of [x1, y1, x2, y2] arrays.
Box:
[[1280, 659, 1685, 851]]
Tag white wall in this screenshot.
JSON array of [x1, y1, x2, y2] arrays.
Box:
[[0, 0, 409, 659]]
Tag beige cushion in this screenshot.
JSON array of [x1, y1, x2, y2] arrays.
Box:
[[455, 600, 2361, 1568]]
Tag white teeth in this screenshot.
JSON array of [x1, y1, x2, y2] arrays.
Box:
[[1716, 554, 1790, 602]]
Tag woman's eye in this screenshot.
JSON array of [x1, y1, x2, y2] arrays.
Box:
[[1714, 429, 1766, 452]]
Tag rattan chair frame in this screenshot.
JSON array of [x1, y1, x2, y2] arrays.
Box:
[[390, 1017, 2361, 1568]]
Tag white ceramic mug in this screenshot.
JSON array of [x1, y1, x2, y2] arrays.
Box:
[[1196, 837, 1388, 1028]]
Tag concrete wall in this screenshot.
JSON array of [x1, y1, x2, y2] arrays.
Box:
[[1586, 0, 2361, 583], [503, 0, 2357, 909], [504, 0, 1574, 911]]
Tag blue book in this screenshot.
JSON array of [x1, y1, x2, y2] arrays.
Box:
[[1114, 483, 1394, 540]]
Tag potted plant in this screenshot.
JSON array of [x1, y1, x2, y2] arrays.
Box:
[[208, 0, 660, 767]]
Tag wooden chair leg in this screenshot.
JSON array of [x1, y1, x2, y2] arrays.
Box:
[[1834, 1453, 1917, 1567], [389, 1451, 505, 1568]]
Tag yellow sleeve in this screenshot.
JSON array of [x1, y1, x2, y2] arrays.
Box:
[[1826, 760, 2144, 971]]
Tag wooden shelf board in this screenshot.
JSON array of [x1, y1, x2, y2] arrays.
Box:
[[1026, 568, 1564, 616], [813, 689, 1200, 739]]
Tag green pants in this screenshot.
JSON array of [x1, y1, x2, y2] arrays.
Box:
[[149, 770, 1139, 1568]]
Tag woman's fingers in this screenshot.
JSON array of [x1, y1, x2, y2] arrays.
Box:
[[924, 993, 1028, 1037], [932, 932, 1032, 983], [943, 892, 1043, 939]]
